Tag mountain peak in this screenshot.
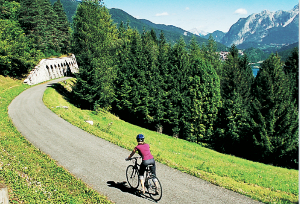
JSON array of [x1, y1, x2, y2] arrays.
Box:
[[261, 10, 271, 15], [293, 4, 299, 11], [188, 28, 208, 36], [221, 4, 299, 48]]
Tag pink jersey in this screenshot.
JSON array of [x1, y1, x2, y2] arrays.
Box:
[[134, 143, 154, 160]]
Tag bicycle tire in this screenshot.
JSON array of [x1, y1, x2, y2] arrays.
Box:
[[126, 165, 139, 188], [146, 176, 162, 201]]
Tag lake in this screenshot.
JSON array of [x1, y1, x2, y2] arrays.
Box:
[[252, 68, 259, 77]]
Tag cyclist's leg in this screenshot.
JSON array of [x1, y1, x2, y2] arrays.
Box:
[[143, 159, 159, 193], [139, 162, 146, 194], [149, 159, 156, 176], [148, 159, 159, 191]]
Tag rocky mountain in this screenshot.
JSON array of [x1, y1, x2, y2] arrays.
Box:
[[221, 4, 299, 49]]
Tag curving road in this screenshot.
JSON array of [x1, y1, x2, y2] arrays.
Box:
[[8, 78, 262, 204]]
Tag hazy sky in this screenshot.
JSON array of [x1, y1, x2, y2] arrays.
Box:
[[103, 0, 299, 33]]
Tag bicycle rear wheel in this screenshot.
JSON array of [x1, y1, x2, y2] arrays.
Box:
[[146, 176, 162, 201], [126, 165, 139, 188]]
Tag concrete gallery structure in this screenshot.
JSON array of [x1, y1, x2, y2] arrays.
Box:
[[24, 54, 79, 85]]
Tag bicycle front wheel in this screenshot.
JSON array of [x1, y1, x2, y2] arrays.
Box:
[[146, 176, 162, 201], [126, 165, 139, 188]]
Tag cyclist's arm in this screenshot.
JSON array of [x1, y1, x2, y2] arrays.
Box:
[[126, 148, 137, 160]]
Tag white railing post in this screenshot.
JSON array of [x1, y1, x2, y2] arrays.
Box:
[[0, 183, 9, 204]]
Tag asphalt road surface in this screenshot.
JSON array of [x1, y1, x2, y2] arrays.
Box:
[[8, 78, 263, 204]]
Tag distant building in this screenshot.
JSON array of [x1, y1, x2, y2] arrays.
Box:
[[218, 50, 244, 61], [219, 51, 229, 61]]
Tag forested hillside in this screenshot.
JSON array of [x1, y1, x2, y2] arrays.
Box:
[[278, 42, 299, 62], [0, 0, 298, 170], [243, 47, 269, 63]]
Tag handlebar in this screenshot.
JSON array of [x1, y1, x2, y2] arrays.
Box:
[[126, 156, 141, 161]]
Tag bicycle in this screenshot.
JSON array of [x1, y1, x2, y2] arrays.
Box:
[[126, 157, 162, 201]]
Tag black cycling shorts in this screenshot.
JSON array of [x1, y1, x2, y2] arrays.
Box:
[[139, 158, 156, 177]]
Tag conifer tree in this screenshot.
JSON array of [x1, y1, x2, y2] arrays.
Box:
[[213, 45, 253, 155], [189, 36, 201, 60], [18, 0, 60, 54], [251, 54, 298, 168], [39, 0, 60, 52], [18, 0, 45, 51], [283, 48, 299, 109], [182, 38, 221, 143], [128, 30, 149, 124], [53, 0, 71, 53], [114, 28, 152, 125], [114, 27, 136, 121], [141, 30, 160, 126], [117, 21, 126, 38], [72, 0, 117, 110], [168, 37, 189, 137], [201, 35, 222, 76], [156, 31, 171, 133], [149, 28, 158, 44]]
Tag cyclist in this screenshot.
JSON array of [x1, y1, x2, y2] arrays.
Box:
[[126, 134, 157, 194]]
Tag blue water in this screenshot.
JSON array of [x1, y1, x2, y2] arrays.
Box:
[[252, 68, 259, 77]]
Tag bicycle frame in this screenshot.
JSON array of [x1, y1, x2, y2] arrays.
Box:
[[128, 157, 153, 179], [129, 157, 140, 170]]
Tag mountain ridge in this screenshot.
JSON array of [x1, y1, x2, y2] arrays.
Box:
[[108, 8, 228, 50], [220, 4, 299, 50]]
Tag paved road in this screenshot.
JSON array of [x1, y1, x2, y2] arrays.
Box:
[[8, 78, 262, 204]]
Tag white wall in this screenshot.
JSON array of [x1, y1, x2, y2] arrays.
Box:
[[24, 54, 79, 85]]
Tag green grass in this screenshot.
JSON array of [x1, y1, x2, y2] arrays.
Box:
[[0, 76, 112, 203], [43, 79, 298, 204]]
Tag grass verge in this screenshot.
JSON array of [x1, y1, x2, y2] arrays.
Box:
[[0, 76, 112, 203], [42, 79, 298, 204]]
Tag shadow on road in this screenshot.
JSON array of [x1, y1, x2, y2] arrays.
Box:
[[107, 181, 138, 195], [107, 181, 157, 202]]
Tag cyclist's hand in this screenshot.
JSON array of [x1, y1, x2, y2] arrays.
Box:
[[125, 158, 130, 161]]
